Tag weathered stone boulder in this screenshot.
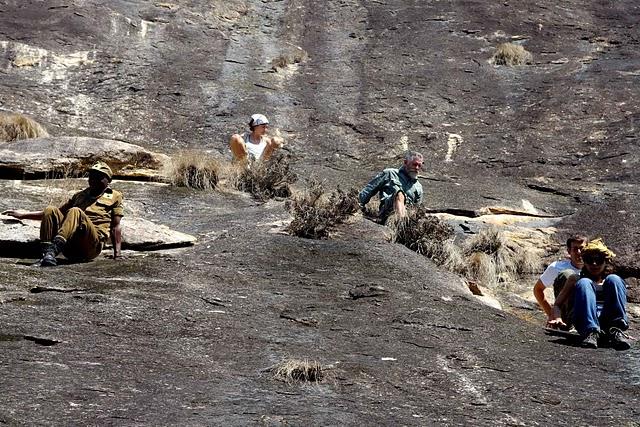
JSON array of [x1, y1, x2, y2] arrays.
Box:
[[0, 214, 195, 258], [0, 216, 40, 257], [0, 136, 170, 180], [119, 217, 197, 251]]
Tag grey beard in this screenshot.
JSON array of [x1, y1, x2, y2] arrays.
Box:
[[407, 170, 418, 179]]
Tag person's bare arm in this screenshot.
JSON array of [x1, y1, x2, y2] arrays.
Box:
[[548, 275, 578, 328], [110, 215, 123, 259], [394, 191, 407, 218], [1, 209, 44, 220], [229, 134, 248, 162], [533, 279, 553, 319], [262, 136, 284, 161]]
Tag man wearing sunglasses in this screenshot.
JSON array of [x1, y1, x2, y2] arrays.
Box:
[[533, 235, 586, 326], [550, 239, 630, 350]]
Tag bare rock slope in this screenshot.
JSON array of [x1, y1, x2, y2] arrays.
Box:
[[0, 1, 639, 425]]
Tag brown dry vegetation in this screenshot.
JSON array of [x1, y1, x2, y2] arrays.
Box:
[[390, 206, 454, 256], [462, 227, 540, 288], [286, 182, 359, 239], [271, 359, 324, 384], [391, 208, 540, 289], [390, 207, 466, 274], [232, 152, 297, 201], [0, 112, 49, 142], [491, 42, 533, 66], [270, 47, 308, 71], [165, 151, 220, 190]]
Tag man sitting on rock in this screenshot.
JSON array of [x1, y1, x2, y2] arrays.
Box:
[[358, 151, 424, 224], [533, 234, 586, 328], [2, 162, 123, 266]]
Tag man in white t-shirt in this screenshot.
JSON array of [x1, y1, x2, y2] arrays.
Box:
[[533, 235, 587, 326]]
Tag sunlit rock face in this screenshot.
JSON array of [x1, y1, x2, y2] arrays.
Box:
[[0, 1, 639, 425], [0, 137, 169, 180]]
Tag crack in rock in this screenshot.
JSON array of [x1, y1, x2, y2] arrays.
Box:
[[0, 334, 61, 346]]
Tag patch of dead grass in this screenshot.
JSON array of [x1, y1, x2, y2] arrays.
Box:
[[286, 181, 359, 239], [390, 209, 541, 289], [390, 207, 454, 254], [0, 112, 49, 142], [271, 47, 308, 71], [165, 150, 220, 190], [390, 207, 465, 271], [463, 227, 540, 288], [232, 152, 297, 201], [491, 42, 533, 66], [272, 359, 324, 384]]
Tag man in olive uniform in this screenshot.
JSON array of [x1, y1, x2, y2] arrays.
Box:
[[359, 151, 424, 224], [2, 161, 124, 266]]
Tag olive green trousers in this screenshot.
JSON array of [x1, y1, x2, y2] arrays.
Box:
[[40, 206, 102, 261]]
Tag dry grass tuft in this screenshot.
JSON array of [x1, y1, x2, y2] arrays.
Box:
[[491, 42, 533, 66], [286, 181, 359, 239], [272, 359, 324, 384], [390, 206, 459, 262], [165, 150, 220, 190], [390, 210, 540, 289], [271, 48, 308, 71], [0, 112, 49, 142], [233, 152, 297, 201], [463, 227, 540, 288]]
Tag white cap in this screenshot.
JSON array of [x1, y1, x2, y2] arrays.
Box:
[[249, 114, 269, 127]]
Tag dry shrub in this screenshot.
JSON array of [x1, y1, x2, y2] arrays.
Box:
[[271, 48, 307, 71], [491, 42, 533, 66], [463, 227, 540, 288], [233, 152, 297, 200], [437, 240, 467, 274], [390, 206, 462, 266], [0, 112, 49, 142], [465, 251, 497, 288], [361, 202, 379, 220], [272, 359, 324, 384], [165, 151, 220, 190], [391, 209, 540, 289], [286, 182, 359, 239]]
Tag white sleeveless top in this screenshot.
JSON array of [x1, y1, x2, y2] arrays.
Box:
[[243, 131, 267, 160]]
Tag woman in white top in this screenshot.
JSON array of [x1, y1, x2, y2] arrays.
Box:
[[229, 114, 282, 164]]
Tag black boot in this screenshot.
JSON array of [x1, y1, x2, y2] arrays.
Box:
[[40, 236, 66, 267]]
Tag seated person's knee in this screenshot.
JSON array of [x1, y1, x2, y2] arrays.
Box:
[[575, 277, 593, 291]]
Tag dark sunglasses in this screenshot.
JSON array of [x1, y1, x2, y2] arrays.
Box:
[[583, 254, 606, 265]]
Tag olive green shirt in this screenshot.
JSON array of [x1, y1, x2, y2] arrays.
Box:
[[60, 187, 124, 241]]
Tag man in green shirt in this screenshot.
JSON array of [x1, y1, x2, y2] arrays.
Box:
[[359, 151, 424, 224], [3, 161, 124, 266]]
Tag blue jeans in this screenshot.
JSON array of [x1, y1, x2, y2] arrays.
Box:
[[573, 274, 628, 336]]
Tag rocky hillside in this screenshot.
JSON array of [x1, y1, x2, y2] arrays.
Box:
[[1, 1, 639, 425]]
